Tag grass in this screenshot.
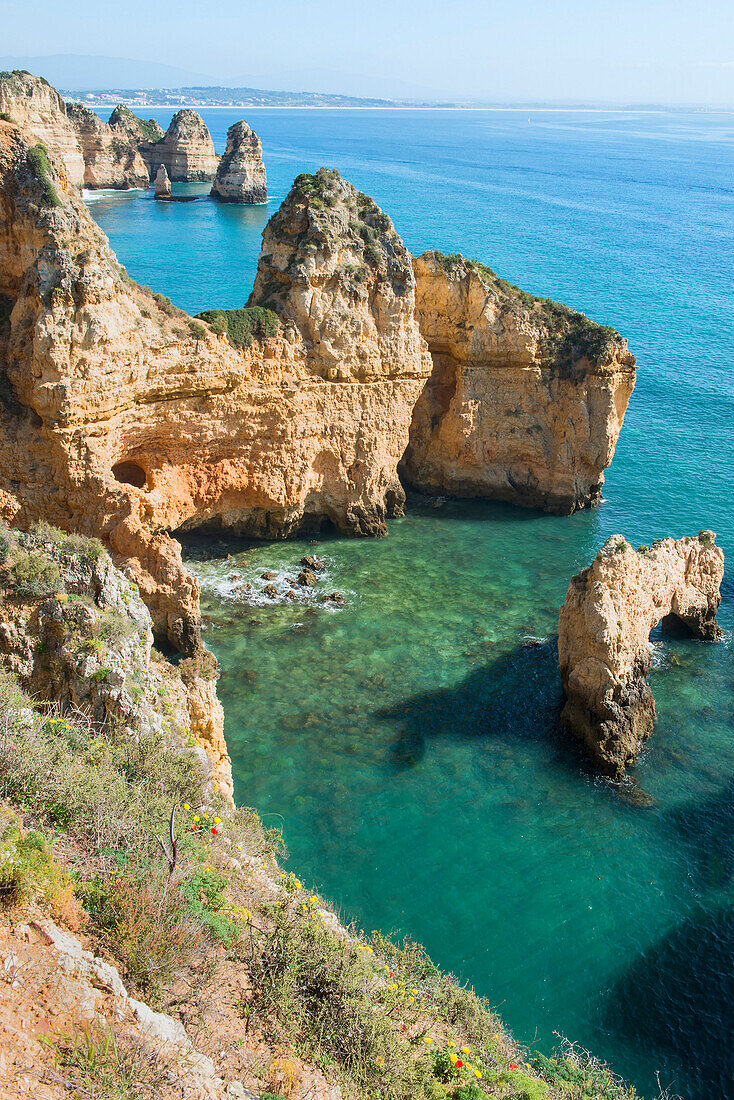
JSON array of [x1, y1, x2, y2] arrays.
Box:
[[49, 1022, 173, 1099], [196, 305, 279, 349], [26, 143, 63, 208], [0, 523, 645, 1098]]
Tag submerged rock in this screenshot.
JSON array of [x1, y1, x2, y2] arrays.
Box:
[[558, 532, 724, 776], [210, 120, 267, 204], [262, 584, 278, 599], [300, 555, 326, 571]]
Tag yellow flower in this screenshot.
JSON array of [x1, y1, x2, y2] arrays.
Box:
[[447, 1041, 456, 1048], [408, 996, 414, 1004], [412, 988, 418, 994], [424, 1037, 432, 1045], [193, 816, 200, 823], [526, 1062, 532, 1070], [203, 813, 209, 820], [376, 1056, 385, 1067], [493, 1033, 499, 1040], [461, 1046, 470, 1054], [213, 816, 221, 824], [475, 1070, 483, 1079], [236, 844, 242, 850], [449, 1054, 458, 1065], [183, 803, 190, 810], [310, 895, 319, 904]]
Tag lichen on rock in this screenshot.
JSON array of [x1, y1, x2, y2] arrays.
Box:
[[558, 531, 725, 776]]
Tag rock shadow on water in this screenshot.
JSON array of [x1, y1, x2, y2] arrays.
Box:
[[602, 907, 734, 1100], [376, 638, 576, 772], [665, 777, 734, 889]]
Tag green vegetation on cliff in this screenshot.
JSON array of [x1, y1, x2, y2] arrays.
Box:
[[196, 304, 279, 348], [432, 251, 621, 371], [25, 141, 62, 208], [0, 525, 644, 1099]]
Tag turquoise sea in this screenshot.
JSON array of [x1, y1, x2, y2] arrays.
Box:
[[87, 109, 734, 1100]]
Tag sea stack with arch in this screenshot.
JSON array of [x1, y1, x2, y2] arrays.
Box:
[[558, 532, 724, 776]]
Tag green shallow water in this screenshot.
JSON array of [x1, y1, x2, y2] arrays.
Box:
[[86, 108, 734, 1098]]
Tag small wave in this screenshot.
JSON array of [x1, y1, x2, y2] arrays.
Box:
[[190, 555, 348, 611], [83, 187, 147, 202]]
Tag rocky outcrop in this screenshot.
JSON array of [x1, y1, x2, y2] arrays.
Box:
[[154, 163, 171, 198], [558, 532, 724, 776], [66, 102, 149, 189], [0, 526, 232, 799], [108, 103, 164, 147], [0, 71, 85, 189], [210, 120, 267, 203], [144, 109, 218, 182], [402, 252, 637, 513], [0, 131, 430, 650]]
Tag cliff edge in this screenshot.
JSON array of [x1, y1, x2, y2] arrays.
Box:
[[403, 251, 637, 514]]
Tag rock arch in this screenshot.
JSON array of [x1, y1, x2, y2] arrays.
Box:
[[558, 532, 724, 776]]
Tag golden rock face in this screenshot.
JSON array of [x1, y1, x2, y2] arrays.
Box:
[[403, 251, 637, 514], [558, 532, 724, 776]]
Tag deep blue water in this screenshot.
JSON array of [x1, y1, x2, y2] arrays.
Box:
[[88, 109, 734, 1100]]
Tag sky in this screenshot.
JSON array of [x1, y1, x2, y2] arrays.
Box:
[[3, 0, 734, 105]]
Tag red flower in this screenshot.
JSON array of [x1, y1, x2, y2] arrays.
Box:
[[400, 1024, 407, 1032], [455, 1061, 464, 1069], [389, 971, 394, 977], [509, 1063, 518, 1071], [211, 827, 219, 835]]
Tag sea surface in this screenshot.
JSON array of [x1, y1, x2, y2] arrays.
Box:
[[87, 109, 734, 1100]]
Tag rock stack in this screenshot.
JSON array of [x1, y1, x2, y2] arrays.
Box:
[[210, 121, 267, 204]]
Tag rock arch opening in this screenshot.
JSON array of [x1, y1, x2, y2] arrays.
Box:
[[112, 460, 147, 489]]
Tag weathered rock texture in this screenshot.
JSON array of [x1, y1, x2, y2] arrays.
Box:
[[0, 133, 429, 649], [154, 163, 171, 198], [558, 532, 724, 776], [66, 102, 149, 189], [210, 120, 267, 203], [144, 109, 219, 182], [0, 526, 232, 798], [403, 252, 637, 513], [0, 71, 85, 189], [108, 102, 164, 148]]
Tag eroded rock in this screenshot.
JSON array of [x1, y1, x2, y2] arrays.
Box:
[[402, 251, 637, 514], [210, 120, 266, 204], [145, 109, 219, 182], [154, 163, 171, 198], [67, 103, 149, 190], [558, 532, 724, 776]]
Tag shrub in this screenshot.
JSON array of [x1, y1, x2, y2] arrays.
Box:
[[5, 548, 61, 597], [0, 809, 77, 918], [26, 143, 62, 208], [188, 319, 206, 349], [51, 1022, 172, 1098], [195, 306, 279, 349], [83, 859, 212, 1005]]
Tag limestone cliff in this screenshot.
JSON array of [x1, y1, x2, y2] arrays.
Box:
[[402, 252, 637, 514], [0, 131, 430, 649], [210, 120, 267, 203], [66, 103, 149, 190], [145, 109, 219, 182], [0, 525, 232, 798], [0, 71, 85, 189], [558, 532, 724, 776]]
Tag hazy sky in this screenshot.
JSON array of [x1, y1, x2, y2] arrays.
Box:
[[5, 0, 734, 104]]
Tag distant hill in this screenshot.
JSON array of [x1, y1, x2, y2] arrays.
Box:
[[63, 85, 417, 110], [0, 54, 217, 90]]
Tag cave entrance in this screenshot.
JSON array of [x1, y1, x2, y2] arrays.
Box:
[[112, 461, 147, 489]]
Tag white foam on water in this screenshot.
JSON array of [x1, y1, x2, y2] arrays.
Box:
[[190, 553, 350, 611]]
